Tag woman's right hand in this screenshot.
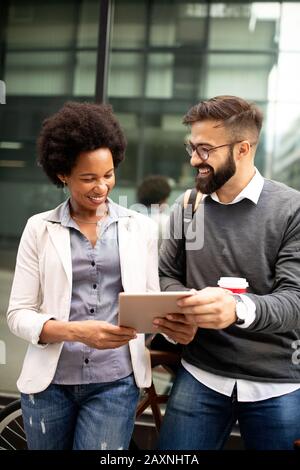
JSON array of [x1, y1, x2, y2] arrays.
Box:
[[39, 319, 137, 349], [72, 320, 137, 349]]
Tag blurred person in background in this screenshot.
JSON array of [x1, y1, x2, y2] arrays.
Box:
[[137, 174, 172, 248]]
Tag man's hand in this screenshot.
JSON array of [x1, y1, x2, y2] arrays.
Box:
[[152, 314, 198, 344], [176, 287, 236, 329]]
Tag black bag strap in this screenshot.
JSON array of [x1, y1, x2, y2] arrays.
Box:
[[175, 188, 202, 284], [183, 188, 199, 236]]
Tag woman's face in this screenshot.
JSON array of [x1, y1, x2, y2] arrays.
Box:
[[59, 148, 115, 214]]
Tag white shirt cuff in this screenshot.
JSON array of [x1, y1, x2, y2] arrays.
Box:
[[236, 294, 256, 329], [162, 333, 177, 344]]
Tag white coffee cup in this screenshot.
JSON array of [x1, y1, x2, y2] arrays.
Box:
[[217, 277, 249, 294]]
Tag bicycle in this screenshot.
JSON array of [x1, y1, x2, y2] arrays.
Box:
[[0, 399, 27, 450]]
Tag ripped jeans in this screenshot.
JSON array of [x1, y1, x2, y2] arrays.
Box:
[[20, 374, 139, 450]]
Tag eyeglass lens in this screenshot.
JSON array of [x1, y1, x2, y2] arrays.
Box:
[[185, 143, 209, 161]]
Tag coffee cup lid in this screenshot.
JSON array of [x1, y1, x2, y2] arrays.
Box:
[[217, 277, 249, 288]]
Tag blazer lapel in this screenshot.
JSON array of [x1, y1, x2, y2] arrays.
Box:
[[46, 222, 72, 286], [118, 216, 148, 293], [118, 217, 132, 292]]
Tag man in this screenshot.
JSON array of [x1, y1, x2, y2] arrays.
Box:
[[154, 95, 300, 450]]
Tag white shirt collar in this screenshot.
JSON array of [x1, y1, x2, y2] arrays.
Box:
[[205, 168, 264, 206]]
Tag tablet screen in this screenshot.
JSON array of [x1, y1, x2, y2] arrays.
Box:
[[118, 291, 192, 333]]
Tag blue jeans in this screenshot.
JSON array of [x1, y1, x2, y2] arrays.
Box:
[[21, 374, 139, 450], [158, 366, 300, 450]]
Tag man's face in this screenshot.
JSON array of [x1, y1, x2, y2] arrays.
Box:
[[195, 145, 236, 194], [189, 120, 237, 194]]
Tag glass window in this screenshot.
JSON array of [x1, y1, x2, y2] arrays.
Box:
[[5, 0, 99, 96], [146, 54, 174, 98], [114, 112, 139, 186], [7, 0, 78, 49], [142, 113, 190, 186], [108, 53, 144, 97], [150, 2, 176, 47], [209, 2, 280, 51], [279, 3, 300, 53], [74, 51, 97, 96], [1, 0, 98, 221], [5, 52, 73, 95], [111, 0, 146, 48], [150, 1, 207, 47], [205, 53, 276, 101], [2, 0, 99, 171], [77, 0, 100, 47], [146, 52, 207, 100], [276, 53, 300, 102], [270, 3, 300, 188], [268, 102, 300, 189]]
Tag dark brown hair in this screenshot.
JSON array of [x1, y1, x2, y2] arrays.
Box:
[[183, 95, 263, 142], [37, 101, 127, 187]]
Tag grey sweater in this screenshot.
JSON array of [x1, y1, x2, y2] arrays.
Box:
[[159, 179, 300, 382]]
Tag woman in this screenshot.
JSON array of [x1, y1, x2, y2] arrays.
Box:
[[6, 102, 160, 450]]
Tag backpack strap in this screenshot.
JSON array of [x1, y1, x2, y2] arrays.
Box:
[[183, 188, 202, 237], [174, 188, 202, 284], [183, 188, 202, 211]]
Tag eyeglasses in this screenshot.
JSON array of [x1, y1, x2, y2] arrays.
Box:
[[184, 140, 244, 161]]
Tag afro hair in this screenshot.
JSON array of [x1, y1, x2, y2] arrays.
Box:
[[37, 101, 127, 187]]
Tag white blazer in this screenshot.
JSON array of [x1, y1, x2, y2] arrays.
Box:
[[7, 201, 160, 394]]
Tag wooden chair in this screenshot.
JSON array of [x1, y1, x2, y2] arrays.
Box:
[[136, 349, 181, 433]]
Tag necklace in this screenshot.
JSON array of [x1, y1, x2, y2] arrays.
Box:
[[72, 209, 108, 225], [73, 217, 98, 224]]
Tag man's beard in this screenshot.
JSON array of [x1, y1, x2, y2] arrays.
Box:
[[195, 147, 236, 194]]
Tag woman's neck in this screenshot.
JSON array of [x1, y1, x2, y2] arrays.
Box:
[[69, 200, 108, 220]]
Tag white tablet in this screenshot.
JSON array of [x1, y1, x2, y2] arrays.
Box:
[[118, 291, 192, 333]]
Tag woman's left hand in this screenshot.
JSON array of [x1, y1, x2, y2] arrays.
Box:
[[152, 314, 198, 344]]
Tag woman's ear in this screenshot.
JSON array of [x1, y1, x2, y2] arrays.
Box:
[[57, 174, 67, 185]]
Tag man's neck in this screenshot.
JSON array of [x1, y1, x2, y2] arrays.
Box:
[[216, 167, 256, 203]]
